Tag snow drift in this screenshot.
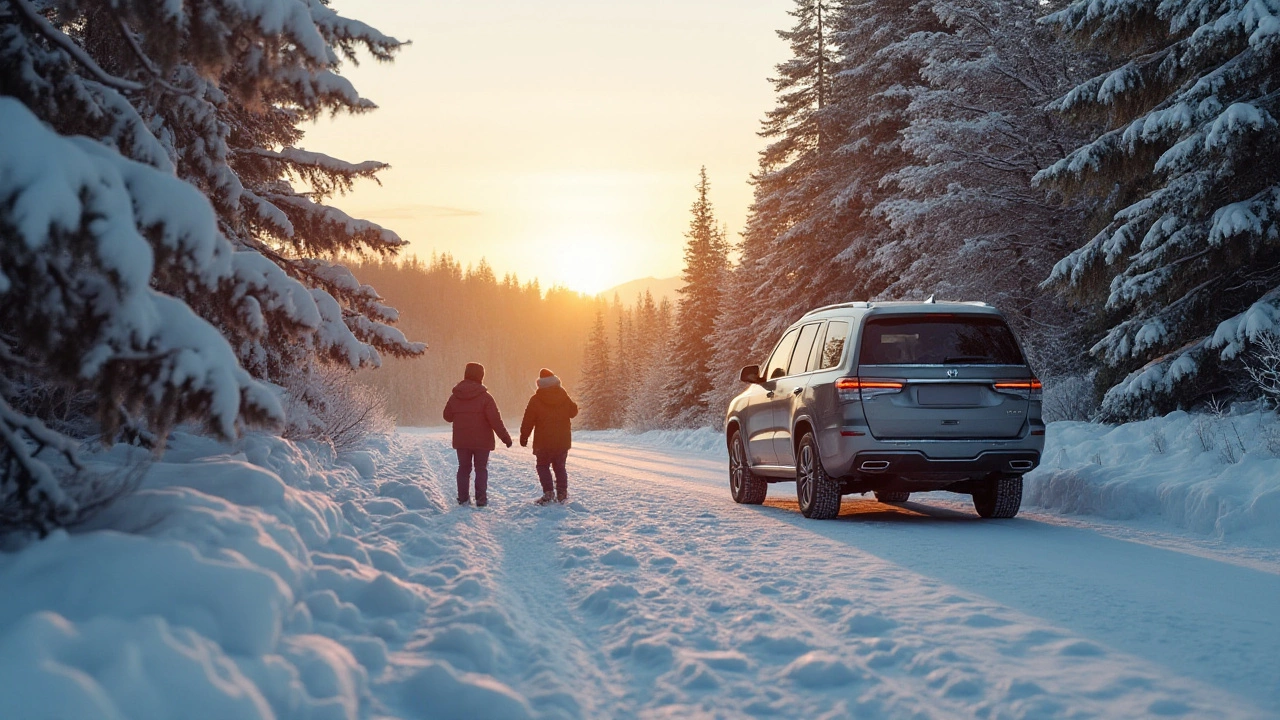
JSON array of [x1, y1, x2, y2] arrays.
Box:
[[1025, 409, 1280, 545], [0, 432, 530, 720]]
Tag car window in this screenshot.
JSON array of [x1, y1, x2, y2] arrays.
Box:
[[805, 322, 828, 371], [763, 328, 800, 380], [818, 321, 849, 370], [786, 323, 821, 376], [859, 315, 1024, 365]]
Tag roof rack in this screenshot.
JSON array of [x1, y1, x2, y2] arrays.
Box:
[[802, 299, 991, 319], [801, 301, 870, 318]]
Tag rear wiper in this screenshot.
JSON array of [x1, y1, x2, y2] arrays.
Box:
[[942, 355, 994, 364]]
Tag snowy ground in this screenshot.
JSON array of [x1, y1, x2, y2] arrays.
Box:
[[1, 419, 1278, 719]]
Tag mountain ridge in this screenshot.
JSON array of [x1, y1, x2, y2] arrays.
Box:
[[597, 276, 682, 306]]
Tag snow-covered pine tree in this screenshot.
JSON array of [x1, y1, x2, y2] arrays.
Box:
[[0, 97, 287, 532], [871, 0, 1099, 373], [0, 0, 422, 530], [706, 2, 840, 416], [1036, 0, 1280, 417], [663, 168, 730, 426], [707, 0, 927, 415], [827, 0, 943, 298], [732, 0, 839, 319], [579, 308, 619, 429], [624, 291, 671, 431], [4, 0, 425, 383]]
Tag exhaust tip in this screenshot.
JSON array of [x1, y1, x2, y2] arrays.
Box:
[[1009, 460, 1034, 471], [860, 460, 890, 472]]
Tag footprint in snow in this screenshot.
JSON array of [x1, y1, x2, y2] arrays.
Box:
[[599, 549, 640, 567], [961, 613, 1012, 628], [580, 583, 640, 615], [784, 652, 862, 689], [1056, 639, 1106, 657], [842, 612, 898, 637]]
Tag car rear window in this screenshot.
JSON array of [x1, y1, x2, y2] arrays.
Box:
[[858, 315, 1025, 365]]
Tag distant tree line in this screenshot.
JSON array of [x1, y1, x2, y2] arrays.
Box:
[[581, 0, 1279, 428], [349, 255, 602, 425]]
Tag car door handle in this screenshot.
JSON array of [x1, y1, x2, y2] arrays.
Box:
[[792, 387, 803, 395]]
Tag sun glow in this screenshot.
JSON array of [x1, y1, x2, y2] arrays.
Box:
[[548, 229, 630, 296]]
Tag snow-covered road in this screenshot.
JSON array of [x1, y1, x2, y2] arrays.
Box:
[[390, 429, 1280, 719]]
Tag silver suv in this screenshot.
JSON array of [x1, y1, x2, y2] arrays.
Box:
[[724, 301, 1044, 519]]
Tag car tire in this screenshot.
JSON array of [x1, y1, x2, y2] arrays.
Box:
[[874, 491, 910, 504], [972, 474, 1022, 518], [796, 432, 841, 519], [729, 430, 768, 504]]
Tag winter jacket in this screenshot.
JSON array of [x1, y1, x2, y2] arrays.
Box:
[[443, 379, 512, 450], [519, 377, 579, 453]]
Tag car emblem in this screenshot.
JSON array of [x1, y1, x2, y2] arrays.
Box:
[[946, 369, 959, 378]]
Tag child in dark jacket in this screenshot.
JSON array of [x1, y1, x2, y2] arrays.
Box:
[[443, 362, 512, 507], [519, 368, 579, 504]]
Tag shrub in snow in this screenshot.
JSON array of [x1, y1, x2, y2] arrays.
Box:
[[1262, 423, 1280, 457], [0, 0, 423, 532], [1244, 332, 1280, 408], [282, 365, 394, 452], [1042, 374, 1098, 422], [1037, 0, 1280, 419]]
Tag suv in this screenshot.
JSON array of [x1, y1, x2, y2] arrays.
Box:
[[724, 301, 1044, 519]]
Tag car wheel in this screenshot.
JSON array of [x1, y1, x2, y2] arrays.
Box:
[[972, 474, 1022, 518], [796, 432, 841, 519], [729, 431, 768, 504], [874, 491, 910, 504]]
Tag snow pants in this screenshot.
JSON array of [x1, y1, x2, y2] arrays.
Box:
[[535, 449, 569, 498], [456, 449, 490, 504]]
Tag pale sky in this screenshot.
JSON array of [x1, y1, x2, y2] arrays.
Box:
[[306, 0, 793, 295]]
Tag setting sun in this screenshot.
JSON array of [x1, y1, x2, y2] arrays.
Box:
[[549, 230, 630, 296]]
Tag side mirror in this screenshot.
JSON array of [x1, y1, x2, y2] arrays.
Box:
[[740, 365, 763, 384]]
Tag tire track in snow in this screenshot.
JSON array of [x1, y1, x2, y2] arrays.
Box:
[[393, 430, 1275, 719], [407, 436, 624, 719]]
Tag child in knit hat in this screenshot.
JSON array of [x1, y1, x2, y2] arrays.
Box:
[[519, 368, 579, 504]]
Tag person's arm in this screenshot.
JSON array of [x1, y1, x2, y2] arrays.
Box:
[[486, 395, 513, 447], [519, 398, 535, 446], [567, 396, 579, 420], [443, 395, 456, 423]]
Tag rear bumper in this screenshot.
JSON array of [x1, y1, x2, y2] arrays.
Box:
[[818, 424, 1045, 481], [851, 450, 1039, 477]]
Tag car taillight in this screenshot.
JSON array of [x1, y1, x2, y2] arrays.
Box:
[[993, 379, 1042, 401], [836, 377, 905, 403]]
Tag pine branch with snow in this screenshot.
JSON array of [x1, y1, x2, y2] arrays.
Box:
[[1037, 0, 1280, 418], [0, 0, 425, 530]]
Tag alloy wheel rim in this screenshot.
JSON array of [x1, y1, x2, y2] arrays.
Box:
[[799, 444, 814, 508], [730, 439, 744, 495]]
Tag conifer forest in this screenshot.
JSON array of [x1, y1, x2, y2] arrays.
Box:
[[1, 0, 1278, 523]]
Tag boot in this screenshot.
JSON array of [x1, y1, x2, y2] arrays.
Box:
[[534, 491, 555, 506], [556, 491, 569, 504]]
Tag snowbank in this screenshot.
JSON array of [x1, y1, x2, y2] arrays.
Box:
[[575, 427, 727, 458], [0, 431, 531, 720], [1026, 410, 1280, 545]]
